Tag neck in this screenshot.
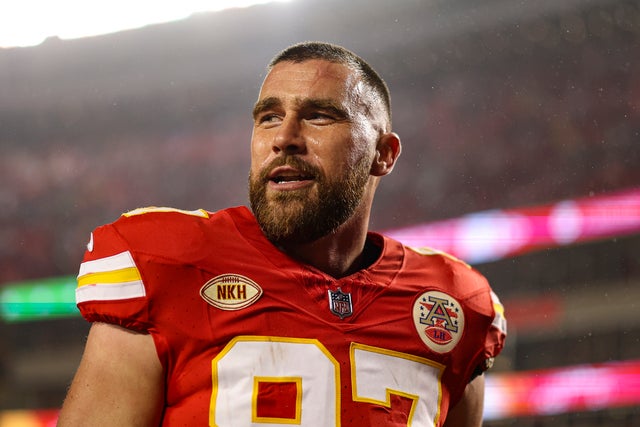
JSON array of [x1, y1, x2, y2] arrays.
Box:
[[278, 206, 375, 278]]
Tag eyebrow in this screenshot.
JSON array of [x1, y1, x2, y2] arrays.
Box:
[[252, 97, 280, 120], [252, 96, 349, 120]]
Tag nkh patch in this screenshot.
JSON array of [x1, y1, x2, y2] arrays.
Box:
[[200, 274, 262, 311], [328, 287, 353, 319], [413, 290, 465, 353]]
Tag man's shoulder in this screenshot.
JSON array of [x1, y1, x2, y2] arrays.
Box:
[[93, 206, 254, 260], [404, 245, 472, 269], [397, 243, 492, 294], [375, 233, 478, 277], [114, 206, 226, 226], [396, 242, 506, 345], [110, 205, 251, 231]]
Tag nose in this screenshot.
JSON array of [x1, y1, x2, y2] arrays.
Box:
[[272, 116, 306, 155]]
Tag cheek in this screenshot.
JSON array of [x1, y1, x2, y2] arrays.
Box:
[[250, 134, 271, 169], [320, 146, 369, 182], [342, 134, 374, 169], [352, 116, 379, 143]]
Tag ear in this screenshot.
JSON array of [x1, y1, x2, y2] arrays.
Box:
[[371, 132, 402, 177]]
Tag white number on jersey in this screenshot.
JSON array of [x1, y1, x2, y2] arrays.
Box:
[[210, 336, 444, 427]]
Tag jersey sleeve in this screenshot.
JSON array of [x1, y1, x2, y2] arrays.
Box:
[[75, 221, 152, 332], [483, 290, 507, 370]]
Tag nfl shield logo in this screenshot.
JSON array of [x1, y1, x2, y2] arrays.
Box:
[[328, 287, 353, 319]]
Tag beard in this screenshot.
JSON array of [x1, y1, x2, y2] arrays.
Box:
[[249, 154, 371, 245]]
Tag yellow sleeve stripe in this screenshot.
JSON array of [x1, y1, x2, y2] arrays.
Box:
[[76, 251, 146, 303], [493, 301, 505, 316], [77, 267, 142, 288]]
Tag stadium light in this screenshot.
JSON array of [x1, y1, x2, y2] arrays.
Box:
[[384, 187, 640, 265], [0, 276, 78, 322], [1, 187, 638, 322], [2, 359, 639, 423], [0, 0, 295, 48]]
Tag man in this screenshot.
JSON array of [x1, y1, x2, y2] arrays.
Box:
[[58, 41, 506, 426]]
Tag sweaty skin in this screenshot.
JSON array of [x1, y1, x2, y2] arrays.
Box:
[[250, 59, 400, 277]]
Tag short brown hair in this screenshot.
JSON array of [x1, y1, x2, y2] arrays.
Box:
[[268, 41, 392, 127]]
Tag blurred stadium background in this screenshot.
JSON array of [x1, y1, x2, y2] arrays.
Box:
[[1, 0, 639, 425]]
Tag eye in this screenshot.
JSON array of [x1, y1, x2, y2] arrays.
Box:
[[306, 111, 337, 125], [256, 113, 282, 128]]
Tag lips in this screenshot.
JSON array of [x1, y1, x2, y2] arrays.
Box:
[[268, 166, 315, 184]]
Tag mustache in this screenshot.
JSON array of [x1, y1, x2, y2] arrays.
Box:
[[257, 155, 321, 183]]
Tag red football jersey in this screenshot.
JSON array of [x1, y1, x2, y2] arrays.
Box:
[[76, 206, 506, 426]]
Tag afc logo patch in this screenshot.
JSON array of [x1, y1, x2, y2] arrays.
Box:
[[412, 290, 464, 353]]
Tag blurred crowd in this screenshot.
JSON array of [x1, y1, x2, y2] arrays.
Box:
[[2, 2, 640, 421], [1, 0, 639, 288]]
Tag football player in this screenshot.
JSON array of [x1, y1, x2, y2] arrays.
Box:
[[58, 41, 506, 427]]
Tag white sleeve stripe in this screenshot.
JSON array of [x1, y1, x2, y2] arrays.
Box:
[[78, 251, 136, 277], [76, 280, 145, 303], [490, 291, 507, 334], [492, 309, 507, 334]]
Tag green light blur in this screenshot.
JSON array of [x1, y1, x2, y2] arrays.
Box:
[[0, 276, 78, 322]]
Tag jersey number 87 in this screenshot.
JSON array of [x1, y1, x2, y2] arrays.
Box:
[[211, 336, 444, 426]]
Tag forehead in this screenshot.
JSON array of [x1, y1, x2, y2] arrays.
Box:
[[258, 59, 361, 102]]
